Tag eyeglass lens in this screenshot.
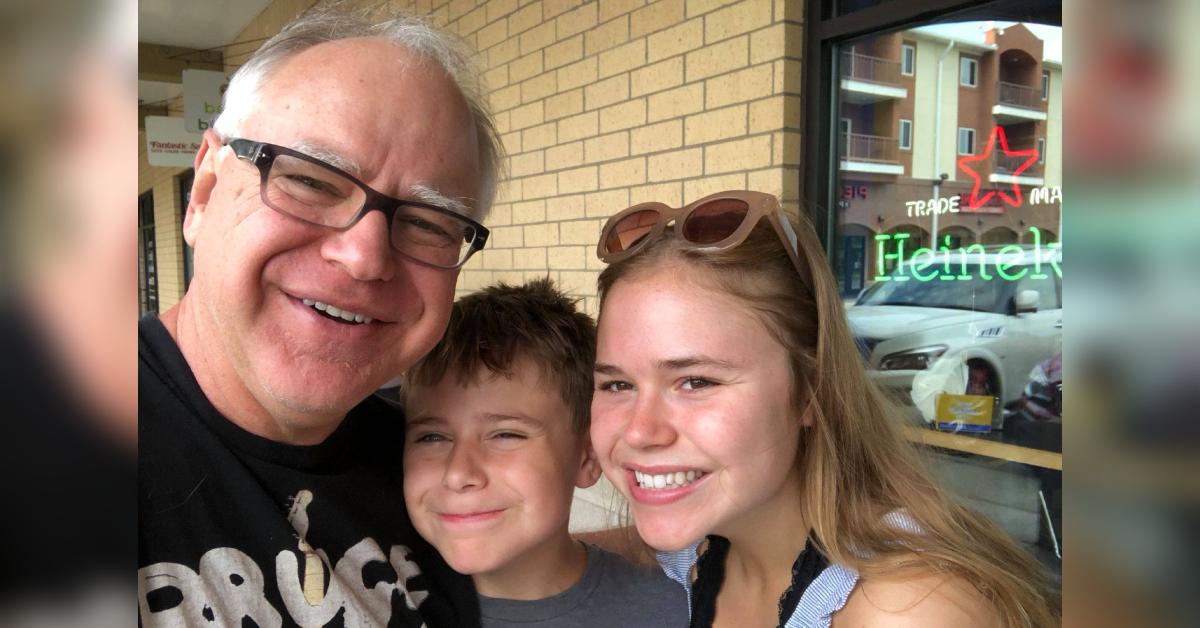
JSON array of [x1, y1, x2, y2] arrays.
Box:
[[681, 199, 750, 244], [605, 209, 660, 254], [263, 152, 476, 268]]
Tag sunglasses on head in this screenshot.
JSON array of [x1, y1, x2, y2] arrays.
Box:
[[596, 190, 812, 285]]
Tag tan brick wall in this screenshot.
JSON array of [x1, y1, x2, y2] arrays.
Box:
[[139, 0, 805, 316], [421, 0, 806, 313]]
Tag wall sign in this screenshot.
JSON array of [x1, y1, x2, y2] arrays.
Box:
[[874, 226, 1061, 282], [145, 116, 202, 167], [183, 69, 229, 133]]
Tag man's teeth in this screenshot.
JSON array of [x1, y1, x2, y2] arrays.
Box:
[[301, 299, 373, 324], [634, 469, 705, 490]]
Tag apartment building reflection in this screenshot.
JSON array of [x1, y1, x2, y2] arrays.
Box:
[[836, 22, 1062, 295]]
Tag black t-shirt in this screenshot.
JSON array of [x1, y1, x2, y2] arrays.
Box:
[[138, 316, 479, 627], [0, 304, 132, 603]]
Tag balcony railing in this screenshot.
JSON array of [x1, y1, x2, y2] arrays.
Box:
[[993, 150, 1043, 176], [841, 51, 902, 86], [840, 132, 899, 163], [998, 81, 1040, 110]]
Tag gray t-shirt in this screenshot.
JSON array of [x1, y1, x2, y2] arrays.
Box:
[[479, 543, 688, 628]]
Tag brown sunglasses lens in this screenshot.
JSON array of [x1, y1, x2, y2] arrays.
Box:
[[682, 199, 751, 244], [605, 209, 661, 254]]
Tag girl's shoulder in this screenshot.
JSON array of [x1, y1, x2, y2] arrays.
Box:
[[833, 570, 1002, 628]]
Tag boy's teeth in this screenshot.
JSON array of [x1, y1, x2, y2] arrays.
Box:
[[634, 469, 706, 490], [301, 299, 373, 324]]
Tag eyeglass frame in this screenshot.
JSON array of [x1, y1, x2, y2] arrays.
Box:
[[226, 138, 490, 269], [595, 190, 813, 288]]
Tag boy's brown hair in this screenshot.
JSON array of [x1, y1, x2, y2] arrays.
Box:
[[403, 278, 596, 432]]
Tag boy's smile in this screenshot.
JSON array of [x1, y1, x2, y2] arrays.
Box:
[[403, 359, 601, 598]]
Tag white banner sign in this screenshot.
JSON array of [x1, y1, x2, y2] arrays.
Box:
[[183, 69, 229, 132], [144, 116, 202, 167]]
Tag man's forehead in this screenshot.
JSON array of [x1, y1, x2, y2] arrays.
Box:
[[289, 140, 362, 177], [267, 36, 435, 89]]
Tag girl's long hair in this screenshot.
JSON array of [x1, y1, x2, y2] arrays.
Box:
[[596, 209, 1059, 627]]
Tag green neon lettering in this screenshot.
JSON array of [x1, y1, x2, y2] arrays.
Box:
[[874, 234, 892, 280], [964, 243, 991, 280], [909, 247, 937, 281], [891, 233, 910, 281], [996, 245, 1028, 281], [1028, 226, 1048, 279], [940, 235, 953, 276], [1044, 241, 1062, 278]]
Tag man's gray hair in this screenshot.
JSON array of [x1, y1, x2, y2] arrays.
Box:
[[212, 6, 503, 219]]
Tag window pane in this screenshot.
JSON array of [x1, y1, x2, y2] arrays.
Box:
[[834, 21, 1064, 440], [960, 57, 975, 85], [832, 14, 1063, 588]]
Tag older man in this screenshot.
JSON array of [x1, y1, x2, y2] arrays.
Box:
[[138, 9, 500, 627]]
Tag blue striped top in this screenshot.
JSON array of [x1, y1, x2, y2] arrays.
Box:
[[657, 543, 859, 628], [655, 513, 920, 627]]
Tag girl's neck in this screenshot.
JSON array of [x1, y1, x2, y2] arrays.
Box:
[[713, 469, 810, 608]]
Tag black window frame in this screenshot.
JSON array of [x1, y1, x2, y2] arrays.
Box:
[[139, 191, 158, 315]]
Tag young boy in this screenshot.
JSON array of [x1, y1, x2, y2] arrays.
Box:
[[402, 279, 687, 627]]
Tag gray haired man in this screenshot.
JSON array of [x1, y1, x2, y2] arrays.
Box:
[[138, 8, 501, 627]]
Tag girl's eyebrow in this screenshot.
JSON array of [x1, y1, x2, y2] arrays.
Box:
[[594, 357, 740, 375], [657, 356, 739, 371]]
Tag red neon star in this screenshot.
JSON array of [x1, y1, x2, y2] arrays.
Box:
[[957, 125, 1039, 209]]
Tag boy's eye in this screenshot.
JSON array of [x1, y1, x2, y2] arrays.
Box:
[[681, 377, 716, 391], [491, 431, 527, 440], [598, 380, 634, 392], [413, 433, 449, 444]]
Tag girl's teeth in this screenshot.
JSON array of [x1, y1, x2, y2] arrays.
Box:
[[634, 470, 707, 490]]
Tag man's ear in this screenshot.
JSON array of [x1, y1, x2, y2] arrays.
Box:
[[182, 129, 224, 247], [574, 436, 603, 489]]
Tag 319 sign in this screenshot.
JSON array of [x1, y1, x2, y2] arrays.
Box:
[[841, 185, 869, 200]]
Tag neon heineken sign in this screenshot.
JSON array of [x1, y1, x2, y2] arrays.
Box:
[[874, 226, 1061, 282]]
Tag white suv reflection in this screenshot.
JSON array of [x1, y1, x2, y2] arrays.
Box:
[[847, 250, 1062, 427]]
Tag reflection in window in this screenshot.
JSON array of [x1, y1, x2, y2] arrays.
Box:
[[960, 56, 978, 86], [830, 14, 1063, 582], [959, 127, 976, 155], [858, 267, 1003, 312]]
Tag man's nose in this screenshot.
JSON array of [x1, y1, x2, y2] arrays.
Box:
[[622, 393, 677, 450], [443, 441, 488, 492], [319, 210, 395, 282]]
